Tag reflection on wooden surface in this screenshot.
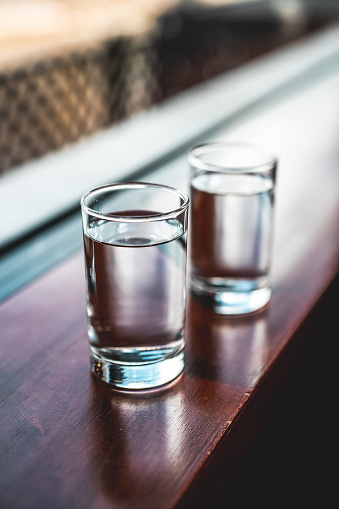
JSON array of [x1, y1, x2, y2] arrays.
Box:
[[187, 296, 269, 388]]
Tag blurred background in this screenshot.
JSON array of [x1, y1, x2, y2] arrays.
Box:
[[1, 0, 339, 174]]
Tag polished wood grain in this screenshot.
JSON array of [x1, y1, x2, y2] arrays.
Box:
[[1, 75, 339, 508]]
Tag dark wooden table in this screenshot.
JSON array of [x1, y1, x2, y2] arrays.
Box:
[[1, 54, 339, 508]]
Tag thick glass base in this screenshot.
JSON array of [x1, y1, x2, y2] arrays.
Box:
[[190, 276, 271, 315], [90, 339, 185, 389]]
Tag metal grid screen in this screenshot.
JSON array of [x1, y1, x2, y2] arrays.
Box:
[[0, 34, 159, 174]]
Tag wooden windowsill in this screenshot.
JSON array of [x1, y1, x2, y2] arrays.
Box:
[[0, 27, 338, 509]]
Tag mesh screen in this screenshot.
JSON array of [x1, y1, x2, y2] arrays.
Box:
[[0, 34, 159, 174]]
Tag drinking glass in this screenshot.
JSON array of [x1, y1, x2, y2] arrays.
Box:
[[188, 142, 277, 315], [81, 182, 189, 389]]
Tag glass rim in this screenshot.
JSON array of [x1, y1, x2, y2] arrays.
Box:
[[81, 182, 189, 222], [188, 141, 277, 173]]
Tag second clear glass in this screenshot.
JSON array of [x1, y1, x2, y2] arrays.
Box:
[[188, 142, 277, 315]]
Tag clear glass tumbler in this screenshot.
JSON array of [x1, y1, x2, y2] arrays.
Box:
[[81, 182, 189, 389], [188, 142, 277, 315]]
